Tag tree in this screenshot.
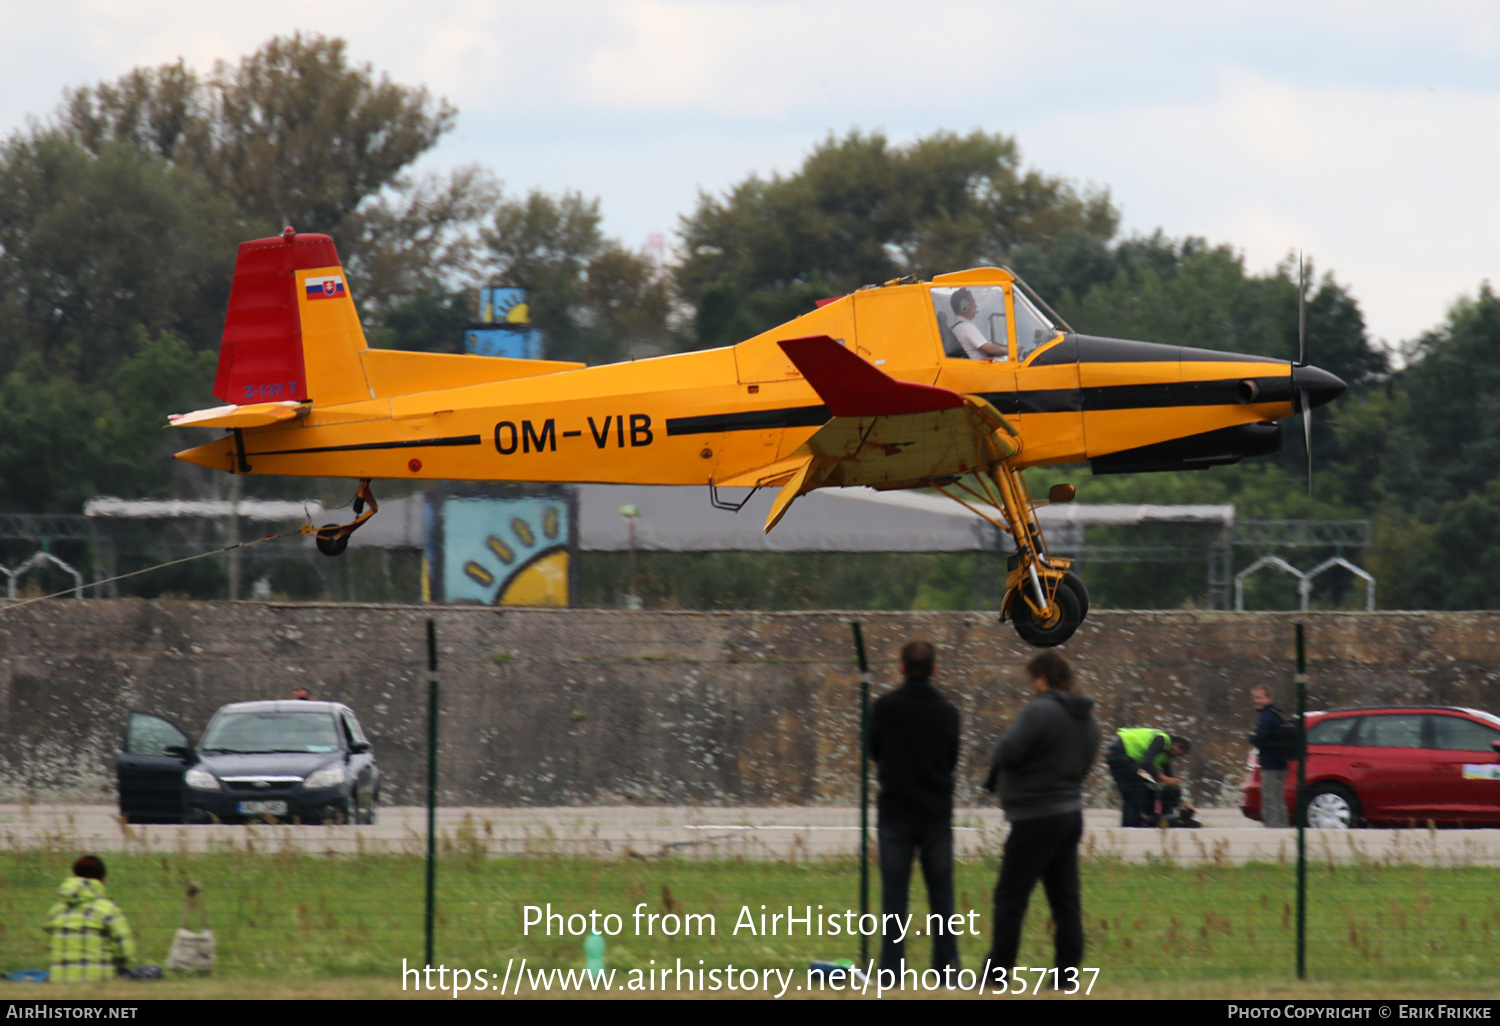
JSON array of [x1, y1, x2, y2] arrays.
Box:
[[1379, 285, 1500, 515], [675, 129, 1118, 348], [57, 34, 477, 316], [62, 34, 455, 236], [0, 332, 216, 512], [0, 134, 239, 380], [340, 165, 499, 318], [483, 190, 669, 364], [1398, 479, 1500, 609]]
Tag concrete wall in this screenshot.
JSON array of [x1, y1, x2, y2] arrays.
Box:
[[3, 601, 1499, 809]]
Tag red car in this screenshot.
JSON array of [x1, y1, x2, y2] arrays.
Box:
[[1240, 706, 1500, 828]]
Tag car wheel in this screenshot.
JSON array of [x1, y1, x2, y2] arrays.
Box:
[[1305, 784, 1362, 829], [354, 789, 373, 826]]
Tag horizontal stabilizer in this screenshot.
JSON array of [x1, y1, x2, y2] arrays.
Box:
[[777, 335, 964, 416], [167, 401, 304, 430]]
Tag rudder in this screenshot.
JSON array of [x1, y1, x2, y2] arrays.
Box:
[[213, 231, 372, 407]]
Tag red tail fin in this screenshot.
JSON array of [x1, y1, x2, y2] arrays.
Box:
[[213, 232, 370, 406]]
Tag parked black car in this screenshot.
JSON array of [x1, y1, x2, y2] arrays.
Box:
[[117, 701, 379, 825]]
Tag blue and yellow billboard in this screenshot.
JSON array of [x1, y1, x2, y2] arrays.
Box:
[[425, 486, 574, 606]]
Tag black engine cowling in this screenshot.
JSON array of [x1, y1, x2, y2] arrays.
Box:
[[1091, 422, 1282, 475]]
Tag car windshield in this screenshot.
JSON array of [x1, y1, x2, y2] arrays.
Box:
[[201, 712, 341, 754]]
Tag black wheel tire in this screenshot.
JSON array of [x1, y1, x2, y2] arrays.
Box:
[[1305, 783, 1362, 829], [1061, 571, 1090, 619], [315, 528, 349, 557], [368, 790, 379, 826], [1011, 580, 1083, 648], [354, 790, 375, 826]]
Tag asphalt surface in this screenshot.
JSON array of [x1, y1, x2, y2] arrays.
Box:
[[2, 804, 1498, 864]]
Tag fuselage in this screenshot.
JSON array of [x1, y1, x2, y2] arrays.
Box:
[[176, 266, 1341, 486]]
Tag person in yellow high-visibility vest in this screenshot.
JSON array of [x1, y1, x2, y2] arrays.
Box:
[[1104, 728, 1190, 827]]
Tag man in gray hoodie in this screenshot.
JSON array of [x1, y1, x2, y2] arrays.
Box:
[[984, 650, 1102, 982]]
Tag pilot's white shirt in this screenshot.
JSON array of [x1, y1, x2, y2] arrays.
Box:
[[953, 317, 1001, 360]]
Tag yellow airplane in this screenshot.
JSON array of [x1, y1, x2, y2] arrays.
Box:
[[172, 229, 1345, 646]]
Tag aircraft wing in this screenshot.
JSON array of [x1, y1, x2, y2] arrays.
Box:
[[759, 336, 1019, 531]]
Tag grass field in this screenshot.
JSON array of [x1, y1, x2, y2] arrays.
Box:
[[3, 845, 1497, 999]]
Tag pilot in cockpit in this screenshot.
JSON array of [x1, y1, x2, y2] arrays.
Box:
[[951, 288, 1007, 361]]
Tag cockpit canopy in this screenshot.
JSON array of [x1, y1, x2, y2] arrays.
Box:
[[930, 279, 1061, 363]]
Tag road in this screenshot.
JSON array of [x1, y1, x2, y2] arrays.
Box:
[[2, 805, 1496, 864]]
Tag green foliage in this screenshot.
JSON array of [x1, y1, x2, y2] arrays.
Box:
[[341, 166, 499, 317], [0, 135, 239, 380], [61, 33, 455, 237], [375, 290, 474, 354], [1397, 479, 1500, 609], [0, 332, 216, 512], [483, 190, 669, 364], [1383, 285, 1500, 513], [56, 33, 482, 319]]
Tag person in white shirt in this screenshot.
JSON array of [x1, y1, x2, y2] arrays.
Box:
[[950, 288, 1006, 360]]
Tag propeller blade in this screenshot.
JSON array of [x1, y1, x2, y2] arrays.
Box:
[[1297, 252, 1307, 367], [1302, 403, 1313, 494], [1296, 252, 1311, 491]]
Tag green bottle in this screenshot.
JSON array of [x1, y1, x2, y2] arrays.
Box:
[[584, 932, 605, 975]]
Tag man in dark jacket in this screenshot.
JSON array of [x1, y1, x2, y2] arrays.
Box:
[[1249, 686, 1291, 828], [870, 640, 962, 976], [985, 650, 1101, 980]]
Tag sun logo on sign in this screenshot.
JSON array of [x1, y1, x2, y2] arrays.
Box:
[[451, 498, 567, 606]]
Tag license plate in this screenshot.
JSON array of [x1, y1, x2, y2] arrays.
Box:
[[237, 801, 288, 816]]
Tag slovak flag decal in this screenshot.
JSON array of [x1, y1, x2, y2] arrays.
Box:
[[305, 274, 346, 300]]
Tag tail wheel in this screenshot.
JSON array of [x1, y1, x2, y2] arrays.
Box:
[[1305, 783, 1361, 829], [315, 527, 350, 557], [1011, 581, 1083, 648]]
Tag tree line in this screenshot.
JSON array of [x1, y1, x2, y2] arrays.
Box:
[[0, 33, 1494, 609]]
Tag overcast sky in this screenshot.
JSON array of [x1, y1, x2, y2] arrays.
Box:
[[3, 0, 1498, 348]]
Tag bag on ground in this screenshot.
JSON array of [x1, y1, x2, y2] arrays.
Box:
[[163, 882, 216, 974]]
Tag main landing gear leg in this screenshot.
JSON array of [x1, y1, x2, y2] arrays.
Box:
[[987, 463, 1086, 648], [302, 480, 378, 557]]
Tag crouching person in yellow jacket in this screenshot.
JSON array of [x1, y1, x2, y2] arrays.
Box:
[[47, 855, 135, 981]]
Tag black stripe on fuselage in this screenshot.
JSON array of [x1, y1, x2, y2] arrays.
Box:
[[985, 375, 1295, 415], [247, 434, 483, 457], [666, 405, 831, 436], [667, 376, 1292, 435], [1030, 334, 1285, 367]]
